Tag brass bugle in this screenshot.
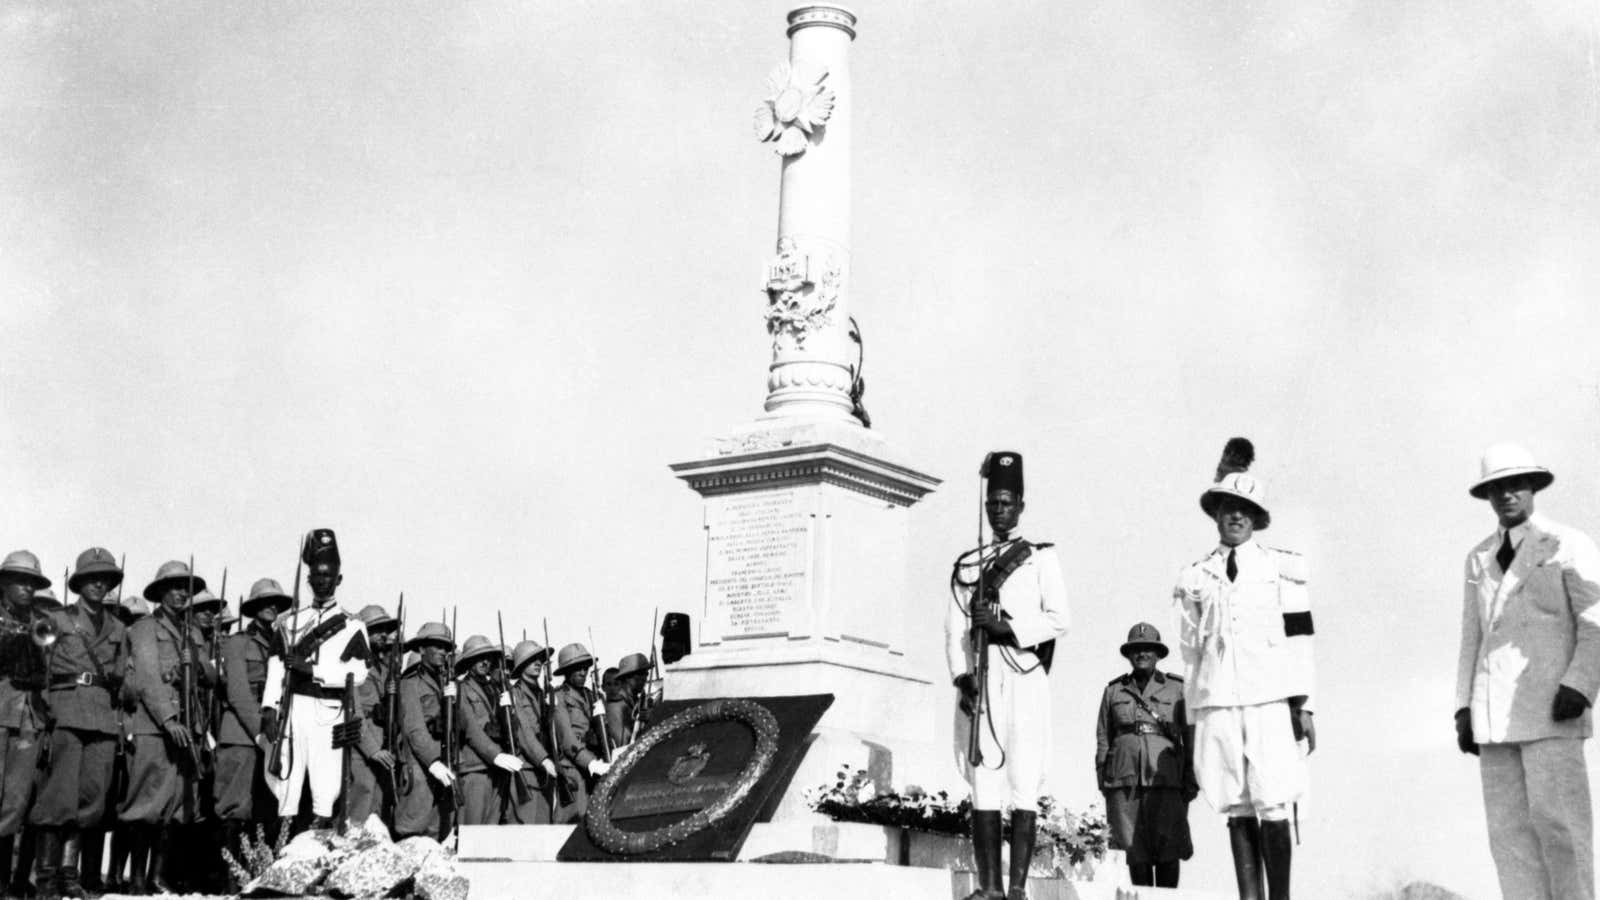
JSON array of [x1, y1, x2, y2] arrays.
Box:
[[1, 615, 59, 648]]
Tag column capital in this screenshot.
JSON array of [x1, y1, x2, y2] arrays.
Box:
[[787, 4, 856, 40]]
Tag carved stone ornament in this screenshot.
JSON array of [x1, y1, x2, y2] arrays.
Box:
[[753, 61, 835, 157], [764, 238, 840, 348]]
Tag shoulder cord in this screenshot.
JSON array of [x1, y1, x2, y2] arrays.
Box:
[[950, 540, 1032, 770]]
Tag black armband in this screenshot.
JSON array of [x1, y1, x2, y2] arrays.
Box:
[[1282, 611, 1314, 637]]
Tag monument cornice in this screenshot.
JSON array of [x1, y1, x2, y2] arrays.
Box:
[[671, 442, 940, 507]]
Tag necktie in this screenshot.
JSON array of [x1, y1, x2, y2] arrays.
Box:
[[1496, 532, 1516, 573], [1226, 549, 1238, 582]]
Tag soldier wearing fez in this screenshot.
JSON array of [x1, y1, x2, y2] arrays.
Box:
[[505, 641, 558, 825], [1174, 439, 1316, 900], [0, 552, 51, 894], [1456, 444, 1600, 899], [261, 530, 370, 832], [947, 452, 1071, 900], [396, 622, 457, 840], [552, 643, 612, 824], [349, 604, 401, 828]]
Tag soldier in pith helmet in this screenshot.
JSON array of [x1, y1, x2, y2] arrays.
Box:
[[605, 653, 651, 748], [396, 622, 456, 840], [454, 636, 526, 826], [348, 605, 400, 829], [0, 552, 50, 895], [550, 643, 611, 823], [504, 641, 558, 825]]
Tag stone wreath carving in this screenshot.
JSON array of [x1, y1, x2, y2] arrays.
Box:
[[764, 238, 840, 348], [585, 698, 782, 856], [753, 61, 835, 157]]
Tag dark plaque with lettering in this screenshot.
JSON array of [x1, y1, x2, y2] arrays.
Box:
[[556, 693, 833, 862]]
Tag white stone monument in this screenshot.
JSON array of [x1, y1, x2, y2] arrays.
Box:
[[667, 3, 947, 818]]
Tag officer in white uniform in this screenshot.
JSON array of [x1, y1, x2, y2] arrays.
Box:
[[261, 529, 370, 831], [1173, 438, 1315, 900], [946, 451, 1070, 900], [1455, 443, 1600, 900]]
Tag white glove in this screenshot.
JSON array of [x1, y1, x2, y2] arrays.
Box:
[[497, 690, 512, 708], [586, 759, 611, 777], [428, 760, 456, 786], [493, 753, 525, 773], [541, 758, 558, 779], [591, 699, 605, 717], [443, 681, 458, 700]]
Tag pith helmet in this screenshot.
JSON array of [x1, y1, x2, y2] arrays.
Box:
[[0, 551, 51, 590], [617, 652, 650, 677], [454, 635, 499, 673], [143, 560, 206, 602], [32, 588, 62, 611], [1120, 622, 1168, 659], [1469, 442, 1555, 499], [356, 604, 398, 634], [555, 643, 593, 675], [190, 589, 225, 612], [68, 548, 123, 593], [1199, 437, 1271, 529], [510, 640, 551, 676], [117, 594, 151, 622], [241, 578, 293, 617], [404, 621, 454, 651]]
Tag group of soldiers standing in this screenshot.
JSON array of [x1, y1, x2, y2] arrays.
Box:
[[0, 529, 657, 898]]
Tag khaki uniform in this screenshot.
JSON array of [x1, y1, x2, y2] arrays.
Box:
[[213, 624, 278, 823], [32, 604, 126, 829], [347, 656, 397, 826], [551, 682, 607, 823], [604, 692, 637, 749], [395, 664, 451, 838], [505, 681, 555, 825], [119, 612, 215, 824], [455, 676, 506, 826], [1095, 670, 1195, 865], [0, 605, 48, 836]]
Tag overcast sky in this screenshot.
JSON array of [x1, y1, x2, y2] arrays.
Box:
[[5, 1, 1600, 896]]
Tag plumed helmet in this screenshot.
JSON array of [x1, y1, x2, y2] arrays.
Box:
[[241, 578, 293, 617], [1119, 622, 1169, 659], [0, 551, 51, 590], [617, 652, 650, 677], [1199, 437, 1270, 529], [555, 642, 594, 675], [404, 621, 454, 651], [454, 635, 499, 673], [143, 560, 206, 602], [510, 640, 550, 676], [1469, 442, 1555, 499], [68, 548, 123, 593]]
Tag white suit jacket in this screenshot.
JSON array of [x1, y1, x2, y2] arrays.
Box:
[[1455, 512, 1600, 743]]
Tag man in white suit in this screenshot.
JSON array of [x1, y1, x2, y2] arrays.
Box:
[[1456, 443, 1600, 900]]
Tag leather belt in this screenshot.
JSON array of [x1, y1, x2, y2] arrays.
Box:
[[48, 673, 108, 690], [290, 683, 344, 700], [1117, 721, 1163, 736]]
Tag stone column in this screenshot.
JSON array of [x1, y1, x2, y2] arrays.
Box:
[[756, 4, 858, 420]]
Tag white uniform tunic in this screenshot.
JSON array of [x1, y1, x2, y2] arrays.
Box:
[[1173, 539, 1313, 819], [945, 534, 1070, 811], [262, 599, 369, 818]]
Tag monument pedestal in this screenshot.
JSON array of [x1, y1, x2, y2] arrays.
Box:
[[668, 418, 948, 815]]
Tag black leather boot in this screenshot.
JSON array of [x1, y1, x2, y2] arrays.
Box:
[[0, 834, 14, 894], [1154, 860, 1180, 888], [124, 827, 148, 897], [218, 821, 242, 894], [76, 829, 102, 897], [1127, 862, 1153, 886], [963, 810, 1003, 900], [1261, 818, 1292, 900], [145, 827, 171, 896], [1005, 810, 1036, 900], [1228, 816, 1264, 900], [11, 828, 37, 899], [103, 826, 127, 895], [56, 830, 82, 900], [31, 830, 59, 900]]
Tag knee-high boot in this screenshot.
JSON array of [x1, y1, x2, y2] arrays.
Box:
[[56, 829, 82, 900], [1228, 816, 1264, 900], [77, 828, 103, 896], [32, 830, 59, 900], [963, 810, 1003, 900], [0, 834, 14, 892], [1127, 862, 1153, 885], [1006, 810, 1036, 900], [145, 827, 171, 896], [11, 827, 37, 898], [124, 827, 148, 896], [1260, 818, 1292, 900], [1154, 860, 1180, 888]]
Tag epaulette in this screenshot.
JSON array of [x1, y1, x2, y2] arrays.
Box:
[[1165, 672, 1184, 682], [1033, 541, 1054, 550], [1266, 546, 1308, 583], [1107, 674, 1126, 687]]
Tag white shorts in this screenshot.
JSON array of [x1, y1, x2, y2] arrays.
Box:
[[1193, 701, 1305, 819]]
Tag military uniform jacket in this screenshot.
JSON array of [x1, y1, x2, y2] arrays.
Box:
[[42, 603, 127, 734], [219, 624, 279, 745], [605, 691, 636, 747], [552, 683, 606, 771], [0, 603, 48, 731], [1456, 512, 1600, 743], [127, 611, 218, 736], [399, 663, 449, 767], [509, 681, 553, 767], [356, 656, 400, 759], [456, 676, 504, 775], [1174, 539, 1314, 717], [1096, 670, 1196, 791], [261, 600, 369, 710], [944, 533, 1071, 681]]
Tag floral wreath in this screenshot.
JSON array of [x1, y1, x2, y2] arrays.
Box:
[[585, 698, 781, 855]]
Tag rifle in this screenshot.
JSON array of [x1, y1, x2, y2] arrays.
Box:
[[631, 607, 661, 742], [207, 568, 227, 775], [332, 672, 360, 835], [267, 550, 303, 779], [496, 612, 530, 806], [967, 455, 994, 767], [443, 607, 461, 818], [586, 627, 613, 763], [541, 619, 573, 809], [383, 592, 404, 815], [180, 556, 200, 820]]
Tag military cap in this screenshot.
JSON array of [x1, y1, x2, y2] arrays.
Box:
[[241, 578, 294, 617], [1199, 437, 1271, 529], [617, 652, 650, 677], [68, 548, 123, 593], [1119, 622, 1168, 659], [0, 551, 51, 590], [143, 560, 206, 602], [985, 451, 1023, 496], [404, 621, 454, 651], [356, 604, 398, 634], [301, 528, 340, 569], [190, 589, 226, 612], [555, 642, 594, 675], [454, 635, 499, 673], [510, 640, 551, 676]]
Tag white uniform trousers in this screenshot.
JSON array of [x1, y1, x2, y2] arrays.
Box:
[[1480, 738, 1594, 900], [953, 654, 1051, 812], [265, 696, 346, 818], [1193, 701, 1303, 820]]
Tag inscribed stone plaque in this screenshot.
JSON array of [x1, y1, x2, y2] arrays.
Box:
[[703, 488, 812, 643]]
